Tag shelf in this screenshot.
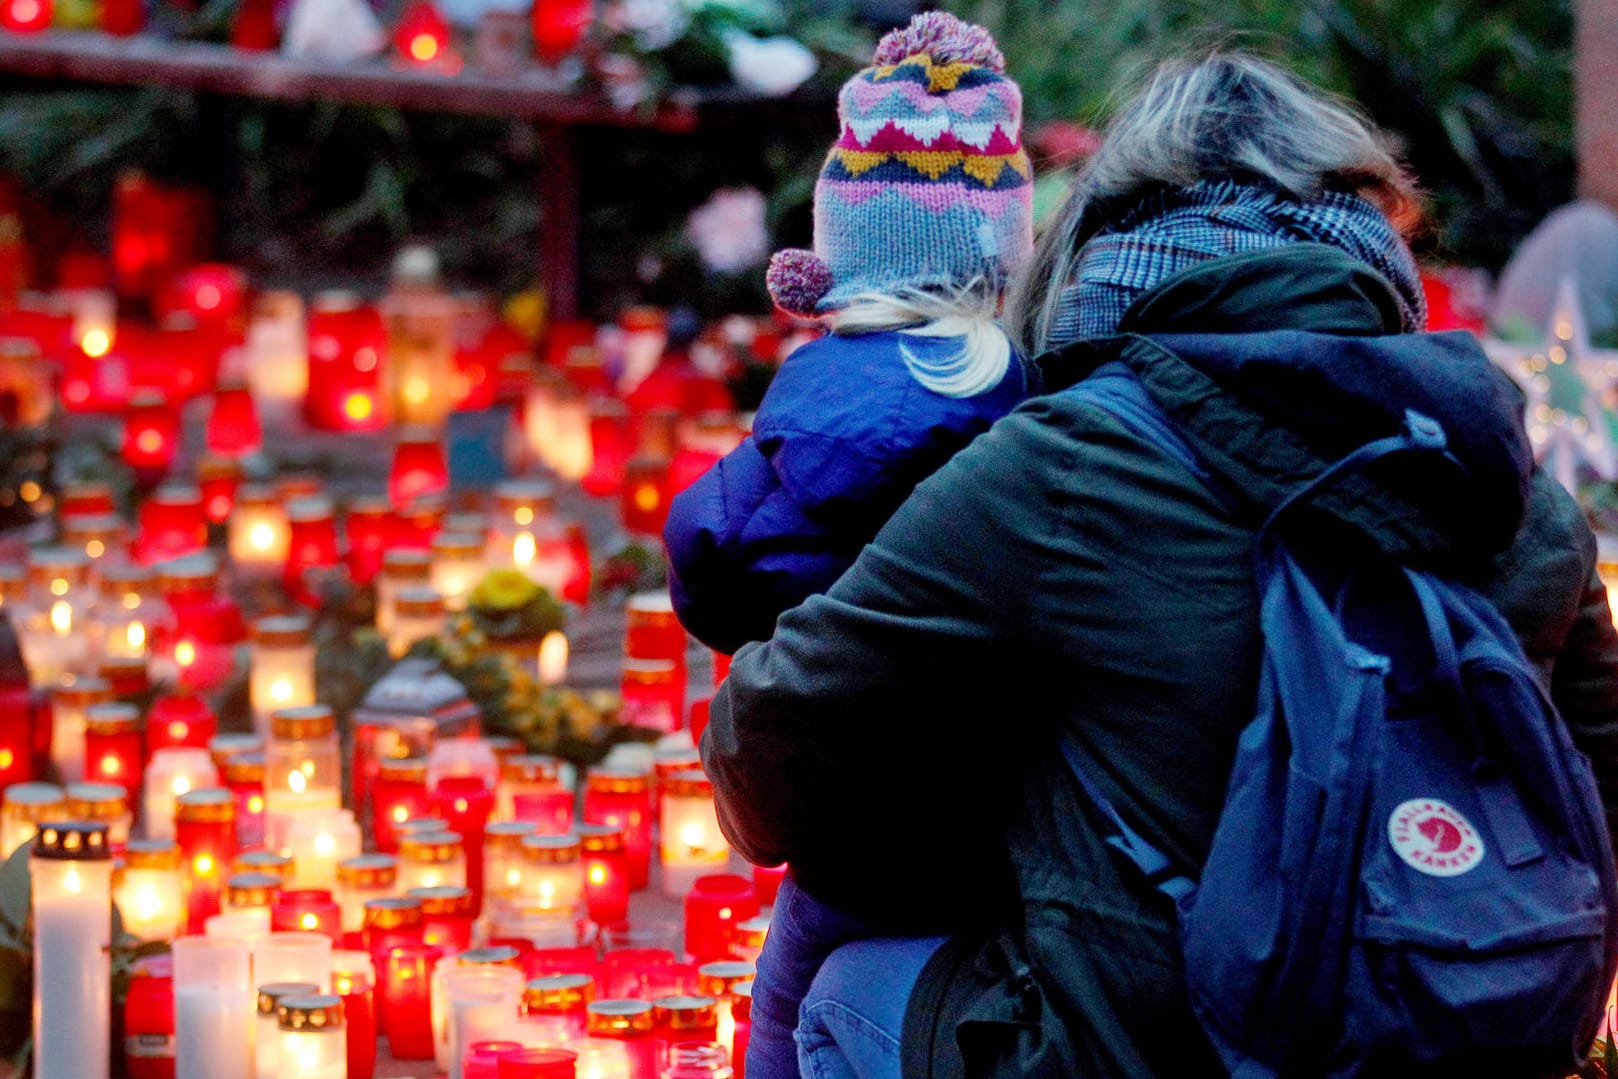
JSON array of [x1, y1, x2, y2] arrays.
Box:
[[0, 29, 701, 129]]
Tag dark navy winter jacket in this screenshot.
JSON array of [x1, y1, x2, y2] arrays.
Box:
[[663, 328, 1032, 654]]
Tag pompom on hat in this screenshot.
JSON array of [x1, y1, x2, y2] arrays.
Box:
[[767, 11, 1034, 317]]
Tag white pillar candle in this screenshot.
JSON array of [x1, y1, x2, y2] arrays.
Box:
[[659, 771, 730, 898], [255, 981, 321, 1079], [250, 618, 316, 737], [277, 994, 348, 1078], [255, 930, 332, 992], [16, 599, 91, 689], [115, 838, 186, 941], [206, 908, 272, 950], [143, 749, 219, 841], [32, 822, 114, 1079], [172, 935, 253, 1079], [229, 487, 292, 578], [284, 809, 362, 891], [51, 676, 114, 784], [445, 965, 524, 1079]]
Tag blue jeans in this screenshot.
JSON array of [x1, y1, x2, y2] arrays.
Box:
[[796, 935, 947, 1079], [745, 875, 943, 1079]]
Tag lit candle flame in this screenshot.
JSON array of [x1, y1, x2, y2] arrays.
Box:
[[588, 865, 607, 886], [247, 795, 264, 814], [513, 532, 536, 569], [126, 621, 146, 651], [391, 805, 409, 824], [80, 328, 111, 358], [194, 854, 214, 876], [167, 720, 186, 741], [49, 600, 71, 635], [172, 776, 191, 797], [175, 641, 196, 668], [250, 522, 275, 551], [270, 679, 292, 702], [288, 770, 307, 795], [100, 755, 120, 777], [63, 866, 82, 895], [314, 833, 335, 857], [679, 822, 707, 855], [300, 912, 318, 931]]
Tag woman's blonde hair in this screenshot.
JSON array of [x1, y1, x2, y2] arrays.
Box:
[[826, 280, 1013, 399], [1005, 51, 1422, 358]]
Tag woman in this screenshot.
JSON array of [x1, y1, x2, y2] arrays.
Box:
[[702, 52, 1618, 1078]]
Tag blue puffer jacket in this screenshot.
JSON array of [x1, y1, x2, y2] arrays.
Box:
[[664, 329, 1033, 653]]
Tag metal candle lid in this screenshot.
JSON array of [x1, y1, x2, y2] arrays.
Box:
[[520, 833, 581, 865], [524, 973, 595, 1012], [586, 999, 655, 1036], [258, 981, 321, 1015], [336, 853, 398, 888], [277, 994, 345, 1032], [33, 821, 111, 860], [271, 705, 334, 741]]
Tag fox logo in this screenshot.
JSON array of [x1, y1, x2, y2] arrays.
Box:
[[1388, 799, 1485, 877]]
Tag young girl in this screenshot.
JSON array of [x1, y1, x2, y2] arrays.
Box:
[[662, 13, 1034, 1076]]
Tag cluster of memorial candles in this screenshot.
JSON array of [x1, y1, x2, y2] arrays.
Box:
[[0, 257, 818, 1078]]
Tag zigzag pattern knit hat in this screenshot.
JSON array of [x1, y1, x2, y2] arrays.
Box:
[[766, 12, 1034, 317]]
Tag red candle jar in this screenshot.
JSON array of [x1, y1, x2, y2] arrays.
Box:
[[531, 0, 591, 63], [99, 656, 150, 699], [205, 379, 261, 457], [431, 775, 494, 907], [344, 496, 394, 586], [197, 454, 242, 524], [222, 754, 266, 850], [522, 972, 594, 1039], [732, 983, 751, 1079], [306, 293, 387, 431], [625, 592, 686, 668], [365, 896, 427, 974], [683, 875, 759, 964], [175, 787, 236, 931], [602, 947, 678, 1001], [394, 0, 457, 70], [749, 863, 786, 909], [562, 522, 591, 606], [272, 888, 344, 941], [0, 680, 33, 788], [582, 399, 630, 497], [0, 0, 50, 33], [408, 885, 475, 952], [577, 823, 630, 926], [620, 457, 671, 537], [380, 942, 441, 1060], [171, 264, 247, 326], [620, 660, 683, 736], [523, 944, 600, 982], [84, 702, 144, 804], [100, 0, 141, 34], [123, 389, 180, 479], [652, 995, 720, 1053], [389, 427, 450, 511], [509, 788, 574, 838], [284, 496, 342, 607], [231, 0, 279, 50], [137, 487, 208, 565], [332, 952, 378, 1079], [689, 700, 711, 746], [466, 1040, 526, 1079], [585, 1000, 658, 1079], [123, 953, 175, 1079], [499, 1048, 578, 1079], [584, 769, 653, 890], [372, 756, 430, 853], [146, 693, 217, 754]]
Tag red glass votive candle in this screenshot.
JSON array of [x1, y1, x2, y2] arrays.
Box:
[[499, 1048, 578, 1079], [389, 427, 450, 510], [344, 496, 394, 586], [285, 497, 342, 608], [750, 863, 785, 909], [510, 787, 574, 837], [363, 895, 425, 1033], [99, 656, 150, 699], [620, 456, 671, 537], [175, 787, 236, 931], [0, 683, 33, 788], [465, 1039, 525, 1079], [684, 875, 759, 964], [222, 753, 266, 850], [138, 487, 208, 565], [652, 996, 720, 1056], [603, 947, 678, 1001], [583, 399, 630, 497], [85, 702, 144, 803], [522, 972, 594, 1038], [380, 942, 441, 1060], [524, 944, 600, 982], [0, 0, 51, 32], [431, 774, 494, 907], [198, 455, 241, 525], [625, 592, 686, 667], [583, 768, 653, 890], [620, 660, 683, 735], [205, 379, 261, 457], [123, 389, 180, 479], [586, 1000, 657, 1079], [372, 756, 430, 854], [332, 950, 378, 1079], [272, 888, 344, 941], [732, 982, 752, 1079], [306, 292, 386, 430], [123, 953, 175, 1079], [146, 693, 217, 754], [577, 823, 630, 925], [409, 885, 475, 952]]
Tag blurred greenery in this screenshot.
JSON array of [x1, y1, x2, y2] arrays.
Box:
[[0, 0, 1580, 313]]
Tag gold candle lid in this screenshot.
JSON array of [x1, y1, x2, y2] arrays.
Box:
[[65, 782, 128, 819], [99, 563, 155, 603], [660, 770, 712, 799], [234, 483, 280, 511], [621, 659, 677, 687], [430, 532, 482, 559], [378, 757, 429, 784], [27, 546, 91, 590], [271, 705, 334, 740], [381, 550, 432, 581], [735, 915, 771, 949], [97, 655, 149, 689], [277, 475, 324, 502], [651, 995, 719, 1030], [257, 981, 320, 1015], [585, 768, 648, 796], [209, 732, 264, 768], [393, 587, 445, 619], [399, 831, 462, 862], [337, 854, 398, 889], [233, 849, 294, 882], [520, 833, 580, 865], [407, 885, 473, 917], [223, 753, 266, 785], [197, 453, 242, 484], [442, 512, 487, 539], [277, 994, 345, 1032], [2, 783, 64, 821], [156, 553, 220, 594], [285, 496, 334, 524], [501, 754, 559, 785], [84, 702, 141, 736], [55, 675, 115, 709], [175, 787, 235, 823], [574, 823, 624, 854], [493, 479, 556, 521], [226, 871, 281, 908], [697, 961, 757, 999], [363, 896, 423, 930], [485, 821, 538, 852], [124, 838, 181, 870], [0, 563, 24, 603], [524, 973, 595, 1012], [586, 1000, 655, 1036], [456, 945, 521, 968], [61, 512, 125, 548], [254, 615, 312, 648], [625, 590, 678, 625], [733, 981, 752, 1020], [345, 494, 391, 519], [33, 821, 111, 860]]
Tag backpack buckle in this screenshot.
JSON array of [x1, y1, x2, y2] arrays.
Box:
[[1402, 410, 1447, 451]]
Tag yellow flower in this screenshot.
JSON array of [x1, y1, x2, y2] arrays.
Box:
[[469, 569, 540, 611]]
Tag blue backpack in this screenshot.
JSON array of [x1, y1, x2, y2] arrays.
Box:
[[1062, 363, 1618, 1077]]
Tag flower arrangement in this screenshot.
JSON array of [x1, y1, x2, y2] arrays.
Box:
[[464, 568, 567, 645]]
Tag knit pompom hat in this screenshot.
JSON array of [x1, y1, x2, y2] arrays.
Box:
[[766, 12, 1034, 317]]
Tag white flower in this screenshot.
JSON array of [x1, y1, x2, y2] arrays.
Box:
[[724, 30, 816, 97], [685, 187, 770, 274]]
